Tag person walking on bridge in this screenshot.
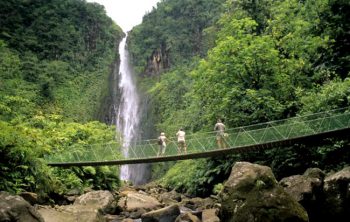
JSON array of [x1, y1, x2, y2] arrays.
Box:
[[157, 132, 167, 156], [176, 128, 187, 154], [214, 119, 227, 149]]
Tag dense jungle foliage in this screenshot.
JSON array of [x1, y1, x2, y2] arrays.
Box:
[[128, 0, 350, 196], [0, 0, 124, 199]]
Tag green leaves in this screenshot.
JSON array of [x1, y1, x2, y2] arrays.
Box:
[[128, 0, 226, 73], [0, 114, 120, 196], [141, 0, 349, 196], [300, 78, 350, 113], [0, 41, 21, 79]]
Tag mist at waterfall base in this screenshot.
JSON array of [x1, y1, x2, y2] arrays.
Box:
[[116, 36, 151, 185]]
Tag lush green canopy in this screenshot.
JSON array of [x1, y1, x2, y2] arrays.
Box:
[[0, 0, 124, 197], [129, 0, 350, 196]]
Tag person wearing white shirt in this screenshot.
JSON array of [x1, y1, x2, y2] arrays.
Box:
[[176, 128, 187, 154]]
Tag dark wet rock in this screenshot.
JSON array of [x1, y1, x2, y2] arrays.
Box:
[[181, 197, 216, 211], [304, 168, 325, 181], [279, 168, 324, 221], [19, 192, 38, 205], [175, 212, 201, 222], [129, 208, 147, 219], [159, 189, 182, 205], [141, 204, 180, 222], [0, 191, 44, 222], [279, 169, 324, 202], [218, 162, 308, 222], [322, 166, 350, 221]]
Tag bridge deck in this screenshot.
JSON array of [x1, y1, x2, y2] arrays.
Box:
[[46, 108, 350, 166], [48, 126, 350, 167]]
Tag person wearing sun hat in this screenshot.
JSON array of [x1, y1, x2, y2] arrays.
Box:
[[157, 132, 167, 156]]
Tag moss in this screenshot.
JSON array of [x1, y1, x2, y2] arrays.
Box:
[[221, 185, 308, 222]]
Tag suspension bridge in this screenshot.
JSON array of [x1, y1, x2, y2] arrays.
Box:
[[46, 107, 350, 167]]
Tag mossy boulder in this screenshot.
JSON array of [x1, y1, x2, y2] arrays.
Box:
[[279, 168, 324, 221], [0, 192, 44, 222], [218, 162, 309, 222], [323, 166, 350, 221]]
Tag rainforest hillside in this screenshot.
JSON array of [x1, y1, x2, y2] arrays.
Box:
[[128, 0, 350, 196], [0, 0, 124, 197]]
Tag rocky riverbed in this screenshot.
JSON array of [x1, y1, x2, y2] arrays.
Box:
[[1, 162, 350, 222]]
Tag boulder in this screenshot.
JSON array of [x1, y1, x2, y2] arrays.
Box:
[[175, 212, 201, 222], [37, 205, 105, 222], [118, 190, 162, 212], [218, 162, 308, 222], [74, 190, 116, 214], [181, 197, 215, 211], [159, 189, 182, 205], [202, 209, 220, 222], [129, 208, 147, 219], [279, 168, 324, 202], [0, 191, 44, 222], [279, 168, 324, 221], [141, 204, 180, 222], [323, 166, 350, 221], [19, 192, 39, 205], [37, 190, 116, 222]]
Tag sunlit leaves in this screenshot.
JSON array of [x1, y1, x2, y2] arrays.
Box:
[[0, 113, 120, 194], [300, 78, 350, 113], [0, 0, 125, 195], [146, 0, 349, 196]]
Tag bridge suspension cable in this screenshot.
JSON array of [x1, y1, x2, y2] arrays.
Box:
[[46, 107, 350, 166]]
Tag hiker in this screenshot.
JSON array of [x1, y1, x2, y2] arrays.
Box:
[[157, 132, 167, 156], [214, 119, 227, 149], [176, 128, 187, 154]]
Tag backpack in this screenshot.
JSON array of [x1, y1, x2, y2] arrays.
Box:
[[158, 137, 163, 145]]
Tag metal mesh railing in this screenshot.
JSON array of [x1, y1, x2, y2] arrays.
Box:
[[45, 141, 122, 163], [126, 108, 350, 158], [46, 107, 350, 164]]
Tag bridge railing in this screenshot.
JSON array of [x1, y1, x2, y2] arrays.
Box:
[[45, 141, 123, 163], [127, 108, 350, 158], [46, 107, 350, 163]]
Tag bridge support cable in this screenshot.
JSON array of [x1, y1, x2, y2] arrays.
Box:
[[189, 136, 207, 152], [46, 107, 350, 166], [91, 145, 99, 161], [271, 125, 287, 140], [242, 127, 258, 145]]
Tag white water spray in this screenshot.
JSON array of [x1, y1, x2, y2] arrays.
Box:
[[116, 35, 140, 181]]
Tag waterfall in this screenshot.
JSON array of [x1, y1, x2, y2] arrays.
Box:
[[116, 35, 150, 184]]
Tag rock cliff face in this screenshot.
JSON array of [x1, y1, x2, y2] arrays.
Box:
[[96, 59, 121, 125], [143, 46, 170, 78]]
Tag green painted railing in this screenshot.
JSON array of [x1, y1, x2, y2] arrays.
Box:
[[46, 107, 350, 164]]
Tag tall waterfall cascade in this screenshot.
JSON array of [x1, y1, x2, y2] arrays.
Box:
[[116, 36, 149, 184]]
